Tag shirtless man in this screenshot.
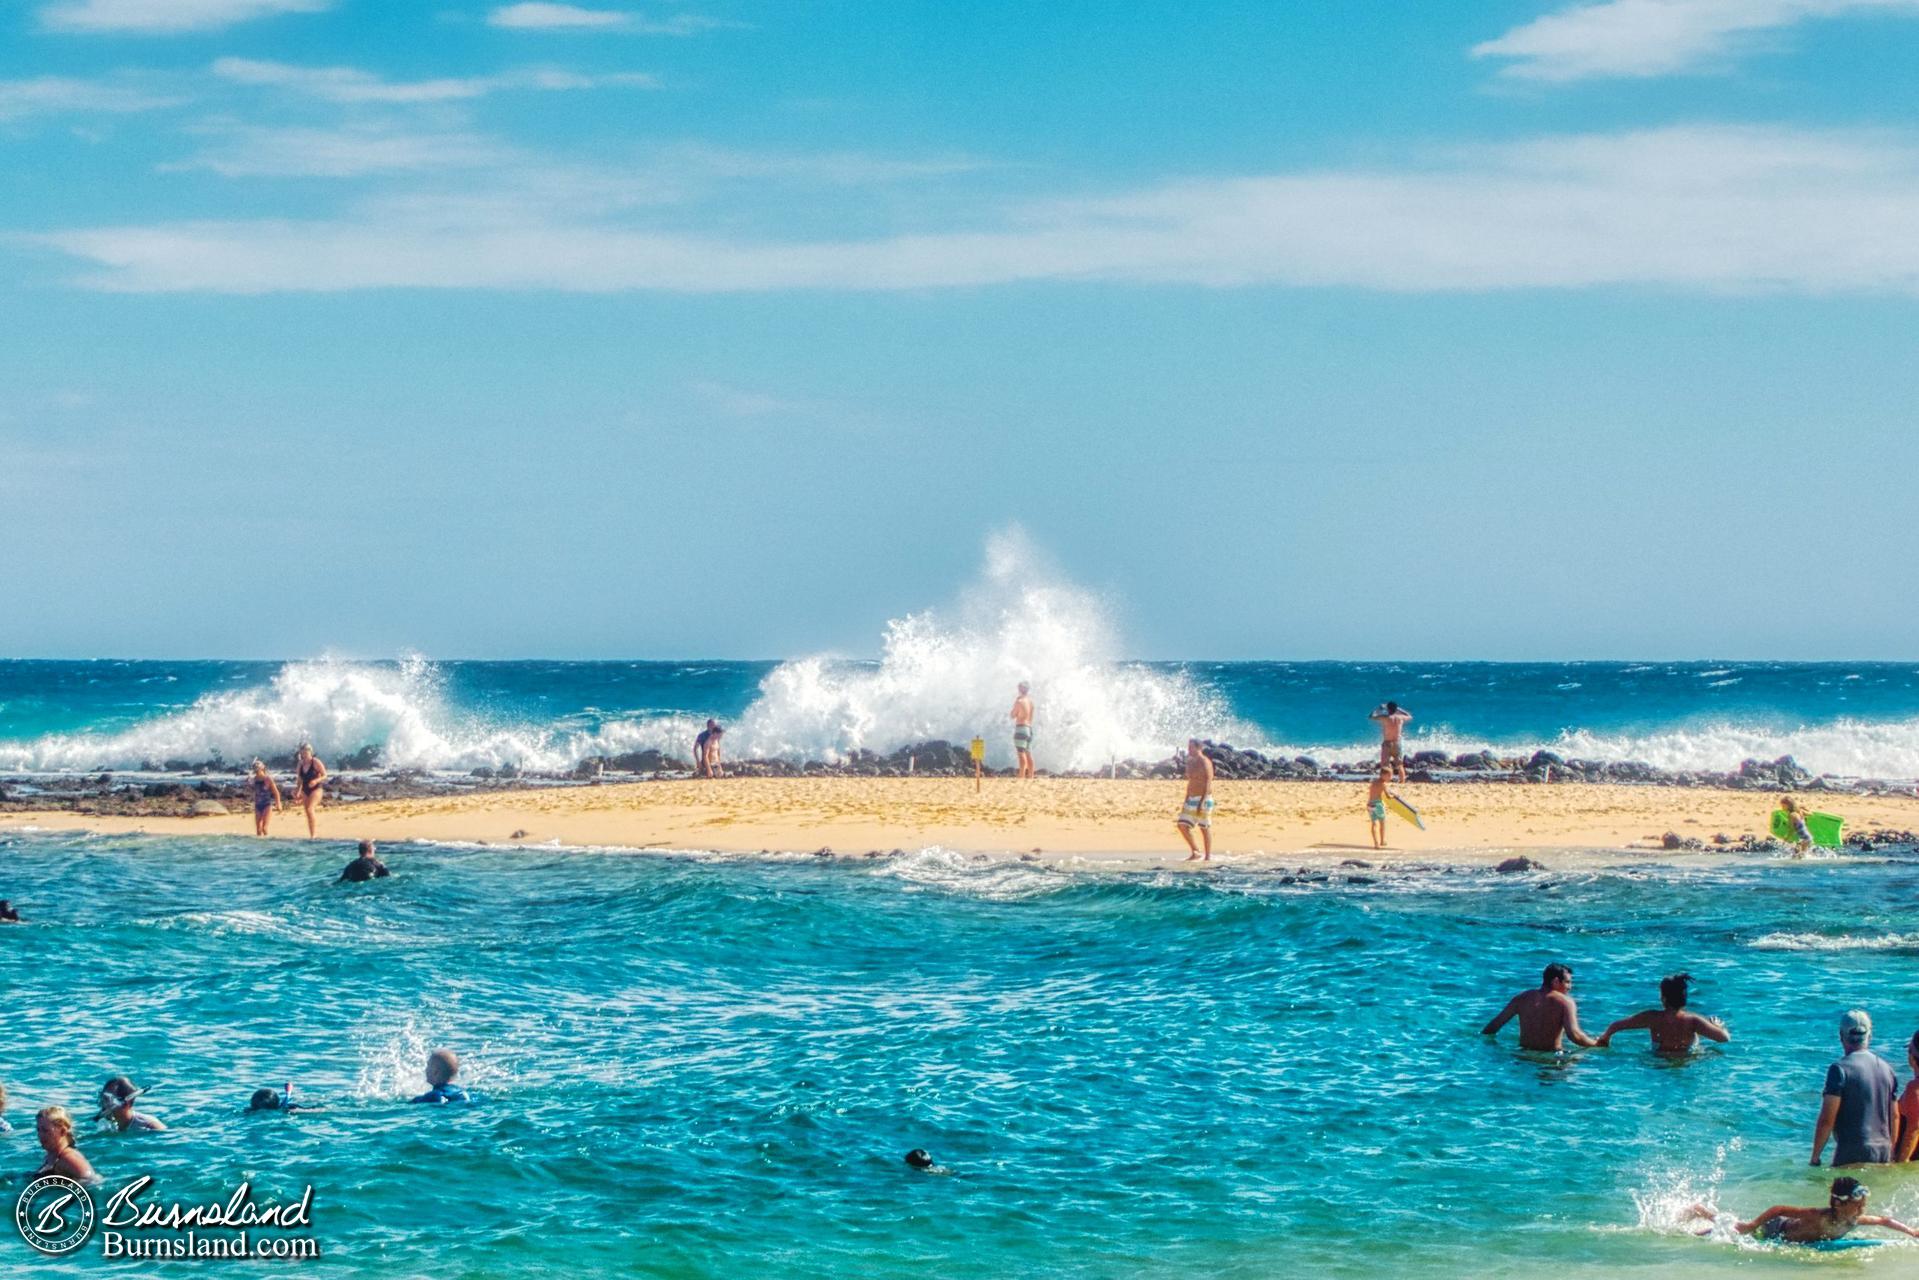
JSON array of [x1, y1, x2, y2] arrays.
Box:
[[1596, 972, 1730, 1054], [1481, 963, 1597, 1050], [1176, 738, 1216, 862], [1370, 702, 1412, 783], [292, 744, 327, 838], [694, 720, 725, 779], [1011, 683, 1035, 779]]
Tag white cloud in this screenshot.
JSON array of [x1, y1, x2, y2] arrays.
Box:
[[166, 123, 511, 178], [31, 126, 1919, 296], [210, 57, 658, 102], [0, 75, 183, 120], [1474, 0, 1919, 81], [41, 0, 327, 35], [486, 3, 737, 34]]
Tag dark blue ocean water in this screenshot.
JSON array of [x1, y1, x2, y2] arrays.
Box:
[[4, 833, 1919, 1275], [2, 658, 1918, 778]]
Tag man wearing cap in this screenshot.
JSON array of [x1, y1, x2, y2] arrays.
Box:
[[1814, 1010, 1899, 1167]]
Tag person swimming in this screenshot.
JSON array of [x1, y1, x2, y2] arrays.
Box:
[[1596, 973, 1731, 1054], [1689, 1177, 1919, 1244], [95, 1076, 166, 1132], [33, 1106, 98, 1182], [904, 1148, 951, 1175], [410, 1049, 471, 1105], [339, 839, 391, 883], [0, 899, 20, 923], [248, 1083, 318, 1113]]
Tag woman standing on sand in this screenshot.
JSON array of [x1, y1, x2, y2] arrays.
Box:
[[249, 759, 284, 836], [293, 744, 327, 838]]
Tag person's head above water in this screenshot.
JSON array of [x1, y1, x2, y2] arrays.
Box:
[[37, 1106, 75, 1151], [425, 1049, 460, 1088], [98, 1075, 140, 1114], [1829, 1177, 1870, 1219], [1659, 973, 1692, 1011], [358, 839, 376, 859], [904, 1148, 935, 1169], [1841, 1009, 1873, 1050], [1541, 963, 1573, 992], [249, 1088, 283, 1112]]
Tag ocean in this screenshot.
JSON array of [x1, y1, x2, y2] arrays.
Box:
[[4, 833, 1918, 1275], [2, 656, 1919, 783]]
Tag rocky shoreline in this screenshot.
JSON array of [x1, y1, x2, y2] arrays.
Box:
[[2, 740, 1913, 824]]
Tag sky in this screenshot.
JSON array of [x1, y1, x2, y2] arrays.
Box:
[[1, 0, 1916, 661]]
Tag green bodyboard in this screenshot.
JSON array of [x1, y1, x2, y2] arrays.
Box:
[[1770, 808, 1843, 848]]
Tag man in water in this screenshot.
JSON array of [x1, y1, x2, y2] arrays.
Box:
[[694, 720, 725, 778], [293, 743, 327, 838], [248, 1085, 318, 1113], [1688, 1177, 1919, 1244], [1177, 738, 1216, 862], [411, 1049, 470, 1105], [95, 1076, 165, 1132], [0, 899, 20, 923], [1011, 683, 1035, 779], [1370, 701, 1412, 783], [1813, 1009, 1899, 1166], [1481, 963, 1598, 1050], [339, 839, 391, 883], [1596, 972, 1731, 1054]]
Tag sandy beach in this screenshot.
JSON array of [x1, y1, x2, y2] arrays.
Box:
[[7, 778, 1916, 869]]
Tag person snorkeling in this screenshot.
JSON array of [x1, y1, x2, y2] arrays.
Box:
[[248, 1083, 319, 1114], [410, 1049, 471, 1105], [1688, 1176, 1919, 1244], [95, 1076, 165, 1132]]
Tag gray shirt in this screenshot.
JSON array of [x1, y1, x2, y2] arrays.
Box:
[[1824, 1049, 1898, 1165]]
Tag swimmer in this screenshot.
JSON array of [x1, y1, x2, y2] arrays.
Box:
[[1595, 973, 1730, 1054], [1367, 763, 1389, 850], [1814, 1009, 1898, 1167], [339, 839, 391, 883], [293, 743, 327, 838], [1481, 963, 1598, 1051], [248, 759, 284, 836], [248, 1084, 318, 1114], [95, 1076, 165, 1132], [33, 1106, 97, 1182], [410, 1049, 470, 1105], [1687, 1177, 1919, 1244], [1779, 794, 1814, 856], [904, 1148, 951, 1175], [0, 899, 20, 923]]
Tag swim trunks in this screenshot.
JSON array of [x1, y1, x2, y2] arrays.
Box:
[[1369, 799, 1386, 821], [1381, 740, 1403, 763], [1013, 724, 1034, 750], [1177, 795, 1215, 828]]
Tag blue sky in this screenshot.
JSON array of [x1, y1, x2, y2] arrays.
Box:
[[2, 0, 1916, 660]]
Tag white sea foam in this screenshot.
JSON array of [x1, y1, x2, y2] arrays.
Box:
[[1750, 932, 1919, 952], [873, 845, 1066, 901]]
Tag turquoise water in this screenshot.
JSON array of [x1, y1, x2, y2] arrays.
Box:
[[5, 832, 1919, 1275]]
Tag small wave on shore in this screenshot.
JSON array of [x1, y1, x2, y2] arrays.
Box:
[[1749, 931, 1919, 952]]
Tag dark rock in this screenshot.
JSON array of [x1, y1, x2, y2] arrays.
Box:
[[1495, 856, 1546, 873]]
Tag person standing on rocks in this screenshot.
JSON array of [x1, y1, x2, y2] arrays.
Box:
[[293, 744, 327, 839], [1371, 701, 1412, 783], [1177, 738, 1215, 862], [1011, 683, 1036, 779], [694, 720, 725, 778]]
